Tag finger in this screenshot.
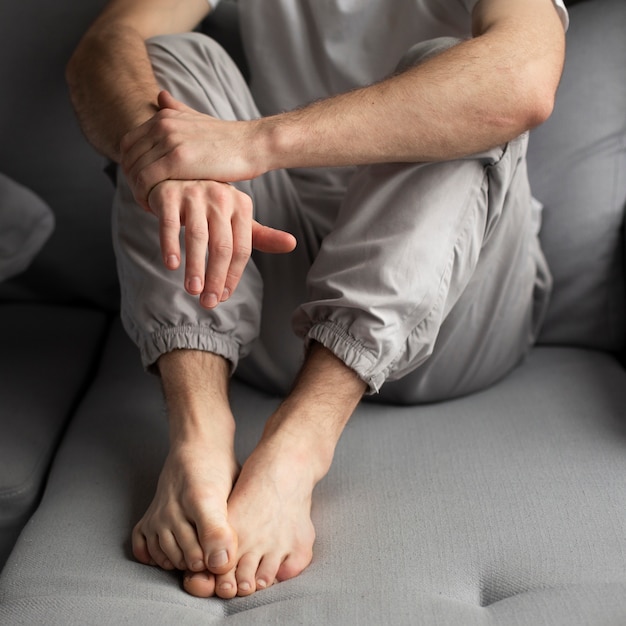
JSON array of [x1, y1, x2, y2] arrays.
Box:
[[158, 89, 189, 113], [200, 209, 233, 309], [252, 221, 297, 254], [182, 194, 210, 296], [151, 185, 182, 271], [222, 198, 253, 301]]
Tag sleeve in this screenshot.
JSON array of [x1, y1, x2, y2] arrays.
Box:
[[552, 0, 570, 31], [461, 0, 569, 32]]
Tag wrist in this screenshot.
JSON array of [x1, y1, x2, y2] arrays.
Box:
[[249, 114, 299, 174]]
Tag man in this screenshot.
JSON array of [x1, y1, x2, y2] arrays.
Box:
[[66, 0, 568, 600]]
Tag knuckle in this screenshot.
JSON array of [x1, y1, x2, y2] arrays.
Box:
[[232, 244, 252, 263], [159, 215, 180, 230], [211, 241, 234, 258], [186, 224, 208, 241]]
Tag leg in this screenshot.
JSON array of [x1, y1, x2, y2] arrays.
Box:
[[294, 134, 550, 402], [112, 33, 316, 594], [132, 349, 239, 595], [292, 40, 551, 402]]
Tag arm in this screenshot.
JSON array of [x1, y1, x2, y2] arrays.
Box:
[[67, 0, 295, 309], [66, 0, 212, 162], [122, 0, 565, 194], [263, 0, 567, 169]]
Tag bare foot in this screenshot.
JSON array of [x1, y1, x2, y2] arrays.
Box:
[[132, 428, 240, 594], [206, 344, 367, 599], [132, 350, 240, 597], [205, 430, 317, 598]]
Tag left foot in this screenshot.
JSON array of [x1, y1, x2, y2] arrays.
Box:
[[214, 427, 321, 598]]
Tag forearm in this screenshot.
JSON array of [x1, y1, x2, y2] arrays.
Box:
[[66, 22, 160, 162], [256, 13, 565, 173], [66, 0, 211, 162]]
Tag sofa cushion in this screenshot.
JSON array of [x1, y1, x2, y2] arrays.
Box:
[[0, 174, 55, 282], [0, 304, 109, 571], [528, 0, 626, 351], [2, 321, 626, 624]]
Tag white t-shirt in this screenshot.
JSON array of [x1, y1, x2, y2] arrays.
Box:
[[214, 0, 569, 117]]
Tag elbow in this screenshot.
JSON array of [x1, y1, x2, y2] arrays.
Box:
[[522, 85, 557, 130]]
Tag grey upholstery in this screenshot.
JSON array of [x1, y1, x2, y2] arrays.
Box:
[[2, 322, 626, 624], [0, 305, 108, 570], [1, 0, 626, 624]]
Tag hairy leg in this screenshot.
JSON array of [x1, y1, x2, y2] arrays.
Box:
[[132, 349, 240, 596], [200, 343, 367, 598]]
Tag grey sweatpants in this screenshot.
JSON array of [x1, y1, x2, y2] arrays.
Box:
[[112, 33, 552, 404]]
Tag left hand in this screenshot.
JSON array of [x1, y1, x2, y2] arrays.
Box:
[[120, 91, 264, 210]]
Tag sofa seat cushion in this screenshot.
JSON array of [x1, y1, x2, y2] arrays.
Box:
[[2, 320, 626, 624], [0, 304, 109, 570]]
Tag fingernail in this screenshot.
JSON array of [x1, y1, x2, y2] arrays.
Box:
[[201, 293, 218, 308], [165, 255, 178, 269], [188, 277, 202, 293], [221, 288, 230, 302], [209, 550, 228, 568]]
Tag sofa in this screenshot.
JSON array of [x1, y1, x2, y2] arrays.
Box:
[[1, 0, 625, 623]]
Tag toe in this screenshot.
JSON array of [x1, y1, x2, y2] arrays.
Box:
[[255, 553, 284, 591], [131, 525, 152, 565], [183, 570, 216, 598], [234, 553, 260, 596], [277, 551, 312, 582], [173, 524, 206, 571], [214, 568, 238, 599], [147, 534, 175, 570], [198, 524, 238, 575], [158, 530, 185, 570]]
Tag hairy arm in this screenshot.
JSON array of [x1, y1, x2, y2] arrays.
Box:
[[122, 0, 565, 196], [66, 0, 295, 309], [66, 0, 211, 162], [263, 0, 566, 169]]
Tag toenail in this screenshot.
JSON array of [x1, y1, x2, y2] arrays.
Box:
[[219, 581, 233, 591], [256, 579, 267, 589], [209, 550, 228, 568], [239, 581, 251, 592], [191, 560, 204, 571]]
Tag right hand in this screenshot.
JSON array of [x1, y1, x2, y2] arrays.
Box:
[[147, 179, 296, 309]]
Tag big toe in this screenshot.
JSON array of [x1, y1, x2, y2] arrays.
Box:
[[199, 523, 238, 575], [183, 570, 216, 598]]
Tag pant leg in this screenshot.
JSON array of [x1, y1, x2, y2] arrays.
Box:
[[113, 33, 317, 382], [292, 39, 552, 402]]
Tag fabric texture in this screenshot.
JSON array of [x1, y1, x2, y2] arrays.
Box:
[[528, 0, 626, 350], [0, 174, 54, 282], [113, 33, 550, 400], [0, 0, 118, 308], [0, 304, 109, 570], [3, 321, 626, 625]]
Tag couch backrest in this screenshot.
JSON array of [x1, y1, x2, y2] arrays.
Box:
[[528, 0, 626, 351], [0, 0, 118, 310]]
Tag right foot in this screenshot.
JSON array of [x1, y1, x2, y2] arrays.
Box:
[[131, 349, 240, 597], [131, 430, 240, 595]]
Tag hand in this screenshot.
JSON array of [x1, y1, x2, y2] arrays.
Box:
[[148, 179, 296, 308], [121, 91, 263, 209]]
